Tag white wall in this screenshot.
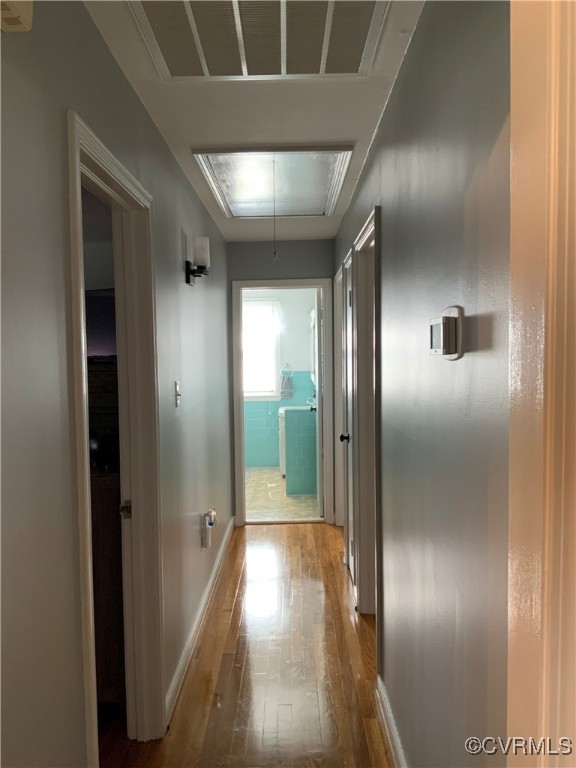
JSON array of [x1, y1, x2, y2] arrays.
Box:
[[1, 5, 232, 766], [244, 288, 316, 371]]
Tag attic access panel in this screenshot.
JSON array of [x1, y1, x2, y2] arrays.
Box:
[[194, 150, 352, 218]]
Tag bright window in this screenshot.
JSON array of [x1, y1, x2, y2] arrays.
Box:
[[242, 298, 282, 399]]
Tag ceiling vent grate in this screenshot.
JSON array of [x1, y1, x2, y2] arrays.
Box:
[[141, 1, 203, 76], [1, 0, 33, 32], [239, 1, 281, 76], [286, 1, 328, 75], [325, 1, 376, 74], [191, 1, 243, 76], [131, 0, 388, 80]]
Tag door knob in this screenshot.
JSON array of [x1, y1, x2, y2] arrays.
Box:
[[339, 433, 350, 443]]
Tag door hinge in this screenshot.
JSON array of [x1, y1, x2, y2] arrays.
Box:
[[348, 289, 352, 307], [120, 500, 132, 520]]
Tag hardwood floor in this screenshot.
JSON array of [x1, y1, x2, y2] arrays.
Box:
[[100, 524, 391, 768]]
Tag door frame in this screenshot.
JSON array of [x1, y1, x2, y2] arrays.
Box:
[[333, 266, 346, 528], [232, 278, 334, 526], [342, 252, 355, 580], [68, 112, 165, 763], [508, 3, 575, 755], [352, 212, 378, 615]]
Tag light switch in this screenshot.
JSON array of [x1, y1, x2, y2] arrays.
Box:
[[175, 380, 181, 408]]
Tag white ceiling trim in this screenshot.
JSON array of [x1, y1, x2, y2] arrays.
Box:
[[360, 2, 391, 73], [280, 0, 287, 76], [319, 1, 335, 76], [183, 1, 210, 77], [127, 2, 170, 80], [232, 1, 249, 77], [194, 155, 234, 218]]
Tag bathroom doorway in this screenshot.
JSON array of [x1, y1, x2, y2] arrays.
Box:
[[232, 279, 334, 525]]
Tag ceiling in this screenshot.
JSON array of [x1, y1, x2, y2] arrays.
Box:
[[86, 1, 423, 242]]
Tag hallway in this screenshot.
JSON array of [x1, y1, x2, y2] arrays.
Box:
[[100, 524, 390, 767]]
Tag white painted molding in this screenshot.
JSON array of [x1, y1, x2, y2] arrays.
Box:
[[333, 268, 345, 529], [165, 518, 235, 720], [352, 212, 377, 615], [68, 109, 100, 768], [232, 283, 246, 526], [68, 110, 164, 753], [322, 282, 335, 525], [376, 677, 408, 768], [72, 113, 152, 209], [232, 278, 334, 526], [127, 1, 172, 81]]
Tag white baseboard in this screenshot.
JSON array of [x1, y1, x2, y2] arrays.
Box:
[[165, 517, 234, 722], [376, 677, 408, 768]]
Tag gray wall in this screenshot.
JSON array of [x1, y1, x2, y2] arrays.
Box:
[[336, 3, 510, 766], [1, 4, 232, 766], [83, 189, 114, 290], [84, 242, 114, 291], [227, 239, 334, 282]]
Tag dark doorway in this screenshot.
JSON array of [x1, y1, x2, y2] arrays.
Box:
[[82, 188, 127, 744]]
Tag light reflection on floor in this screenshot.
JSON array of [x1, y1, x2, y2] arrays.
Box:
[[245, 544, 280, 619], [238, 528, 332, 763]]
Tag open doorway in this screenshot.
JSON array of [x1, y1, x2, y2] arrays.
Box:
[[233, 279, 334, 526], [69, 113, 164, 760], [243, 287, 320, 522], [81, 188, 127, 745]]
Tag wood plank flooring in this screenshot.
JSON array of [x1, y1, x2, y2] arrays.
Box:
[[100, 524, 391, 768]]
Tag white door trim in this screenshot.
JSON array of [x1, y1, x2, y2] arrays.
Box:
[[68, 112, 165, 763], [508, 3, 575, 756], [342, 252, 355, 577], [352, 212, 377, 615], [232, 278, 334, 526], [333, 267, 346, 528]]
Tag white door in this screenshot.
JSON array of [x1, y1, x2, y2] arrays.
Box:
[[352, 241, 377, 615], [333, 270, 346, 527], [343, 257, 355, 586], [341, 229, 377, 614]]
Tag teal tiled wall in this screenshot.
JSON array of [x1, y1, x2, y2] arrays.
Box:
[[285, 409, 317, 495], [244, 370, 314, 468]]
